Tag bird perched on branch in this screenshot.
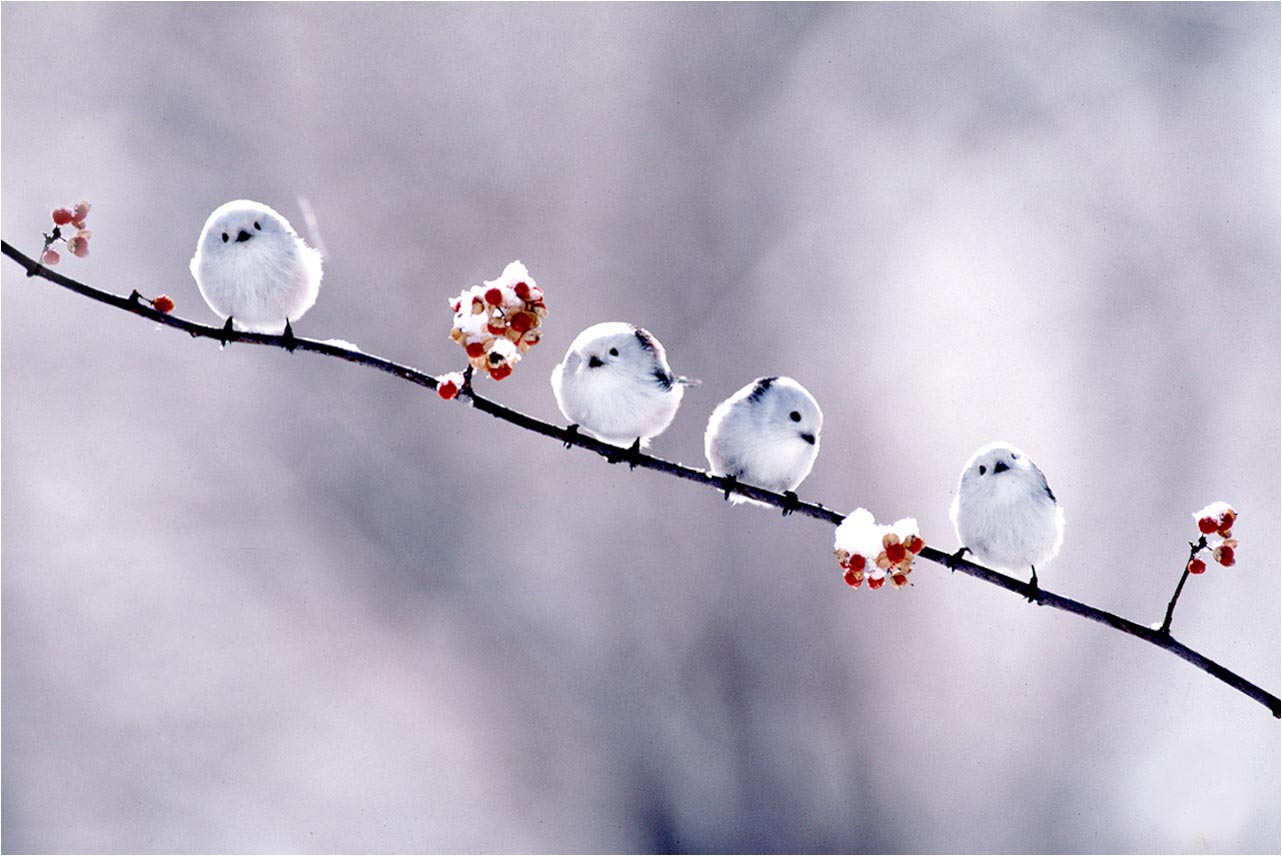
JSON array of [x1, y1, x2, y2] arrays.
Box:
[[950, 441, 1065, 599], [189, 199, 322, 348], [551, 322, 695, 464], [704, 376, 822, 511]]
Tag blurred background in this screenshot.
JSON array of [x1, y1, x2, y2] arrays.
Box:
[[3, 3, 1278, 852]]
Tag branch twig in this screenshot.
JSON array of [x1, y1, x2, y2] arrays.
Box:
[[3, 238, 1278, 719], [1160, 536, 1208, 636]]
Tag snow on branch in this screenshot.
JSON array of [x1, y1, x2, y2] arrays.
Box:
[[2, 237, 1277, 720]]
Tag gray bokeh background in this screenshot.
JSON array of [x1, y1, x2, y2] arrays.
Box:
[[3, 3, 1279, 853]]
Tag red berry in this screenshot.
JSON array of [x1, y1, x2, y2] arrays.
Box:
[[451, 300, 462, 313], [67, 236, 89, 257], [153, 294, 175, 314], [885, 543, 906, 564], [1215, 546, 1235, 567], [486, 319, 506, 335], [465, 342, 486, 358], [484, 287, 503, 306], [52, 207, 74, 225], [527, 286, 543, 302], [73, 200, 90, 222], [890, 572, 908, 588], [437, 379, 459, 400], [1197, 517, 1218, 534], [868, 575, 886, 590], [510, 312, 533, 333], [1219, 510, 1236, 529], [41, 248, 60, 265], [1217, 526, 1232, 538], [489, 364, 513, 381], [842, 569, 861, 588], [849, 554, 866, 572], [905, 535, 925, 554], [1187, 558, 1207, 575], [513, 281, 530, 300]]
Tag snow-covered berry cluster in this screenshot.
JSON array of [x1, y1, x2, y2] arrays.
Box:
[[1189, 501, 1238, 572], [448, 260, 546, 381], [833, 508, 925, 590], [40, 200, 92, 265], [436, 370, 465, 401]]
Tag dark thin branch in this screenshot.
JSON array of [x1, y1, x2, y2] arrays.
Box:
[[1161, 536, 1208, 636], [3, 238, 1278, 719]]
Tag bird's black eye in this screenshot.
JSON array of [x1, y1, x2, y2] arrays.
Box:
[[221, 232, 229, 243], [254, 221, 261, 230], [1011, 453, 1019, 460], [979, 465, 987, 475], [789, 411, 801, 422], [609, 347, 619, 357]]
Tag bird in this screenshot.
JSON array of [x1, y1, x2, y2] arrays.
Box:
[[704, 376, 822, 512], [949, 441, 1065, 599], [551, 322, 694, 464], [189, 199, 322, 348]]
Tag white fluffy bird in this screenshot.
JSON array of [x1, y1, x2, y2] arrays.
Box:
[[704, 376, 822, 509], [950, 441, 1065, 596], [551, 322, 693, 458], [189, 200, 322, 344]]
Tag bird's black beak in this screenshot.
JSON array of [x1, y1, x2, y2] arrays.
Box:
[[588, 355, 604, 368], [994, 460, 1009, 474], [801, 433, 816, 445], [235, 230, 252, 243]]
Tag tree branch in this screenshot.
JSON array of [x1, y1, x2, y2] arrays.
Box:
[[4, 238, 1278, 719]]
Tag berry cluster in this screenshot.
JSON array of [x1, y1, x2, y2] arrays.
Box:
[[40, 200, 93, 265], [448, 261, 546, 381], [834, 508, 925, 590], [1189, 501, 1238, 573], [436, 370, 465, 401]]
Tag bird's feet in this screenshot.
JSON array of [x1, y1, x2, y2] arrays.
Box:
[[720, 474, 739, 502], [563, 424, 580, 450], [1025, 567, 1041, 604], [282, 318, 297, 353], [605, 438, 642, 468], [946, 546, 970, 573], [219, 316, 235, 348], [780, 491, 800, 516]]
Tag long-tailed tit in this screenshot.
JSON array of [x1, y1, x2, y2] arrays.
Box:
[[704, 376, 822, 510], [190, 199, 322, 347], [950, 441, 1065, 597], [551, 322, 694, 462]]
